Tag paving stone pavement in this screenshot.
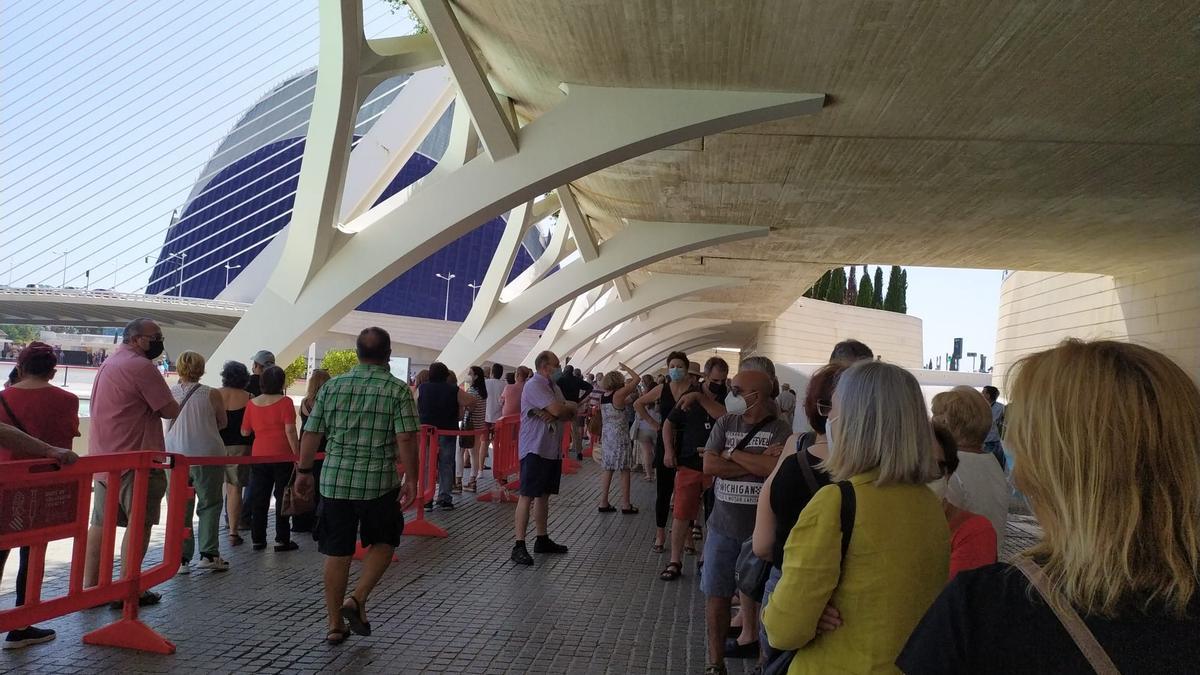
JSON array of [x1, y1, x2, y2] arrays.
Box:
[[1, 458, 1039, 674]]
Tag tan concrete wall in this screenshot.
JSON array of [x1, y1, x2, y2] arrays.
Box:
[[753, 297, 924, 369], [993, 264, 1200, 391], [689, 348, 741, 374]]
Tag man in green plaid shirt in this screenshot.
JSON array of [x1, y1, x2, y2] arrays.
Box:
[[295, 327, 418, 645]]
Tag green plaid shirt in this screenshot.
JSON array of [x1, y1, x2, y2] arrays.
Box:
[[303, 363, 419, 500]]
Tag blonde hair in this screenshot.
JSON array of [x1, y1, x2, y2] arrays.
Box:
[[930, 386, 993, 450], [305, 368, 331, 403], [823, 361, 939, 485], [1008, 339, 1200, 618], [175, 351, 205, 382], [600, 371, 624, 392]]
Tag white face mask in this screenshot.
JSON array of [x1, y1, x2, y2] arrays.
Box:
[[927, 478, 948, 500], [725, 392, 748, 415]]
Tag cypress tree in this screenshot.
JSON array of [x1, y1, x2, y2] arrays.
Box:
[[899, 268, 909, 313], [826, 267, 846, 303], [856, 266, 874, 307], [844, 267, 858, 305], [872, 266, 884, 309], [814, 269, 832, 300], [884, 265, 902, 312]]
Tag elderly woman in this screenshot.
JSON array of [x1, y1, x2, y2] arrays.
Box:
[[597, 364, 642, 514], [166, 351, 229, 573], [762, 361, 948, 673], [899, 340, 1200, 673], [930, 386, 1010, 551]]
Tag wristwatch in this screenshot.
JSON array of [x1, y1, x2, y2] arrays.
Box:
[[296, 466, 314, 475]]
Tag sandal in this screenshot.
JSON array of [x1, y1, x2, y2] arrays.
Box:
[[229, 533, 244, 547], [340, 596, 371, 636], [621, 506, 639, 515], [325, 626, 350, 645], [685, 543, 697, 556], [659, 561, 683, 581], [652, 543, 665, 553], [453, 478, 463, 494], [598, 505, 617, 513], [691, 524, 703, 541], [465, 479, 478, 493]]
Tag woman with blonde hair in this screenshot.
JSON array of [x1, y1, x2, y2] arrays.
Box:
[[762, 360, 948, 673], [597, 364, 642, 514], [930, 386, 1009, 551], [900, 340, 1200, 673]]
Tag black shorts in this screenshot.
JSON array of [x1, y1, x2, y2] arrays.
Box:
[[519, 454, 562, 498], [316, 489, 404, 557]]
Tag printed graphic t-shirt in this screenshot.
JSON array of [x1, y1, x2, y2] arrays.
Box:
[[704, 413, 792, 540]]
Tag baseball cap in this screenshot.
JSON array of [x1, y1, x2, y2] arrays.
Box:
[[252, 350, 276, 367]]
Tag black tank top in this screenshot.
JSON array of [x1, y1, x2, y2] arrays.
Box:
[[653, 383, 690, 465], [220, 407, 247, 446], [418, 381, 461, 431]]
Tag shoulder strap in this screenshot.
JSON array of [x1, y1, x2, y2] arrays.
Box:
[[836, 481, 856, 562], [734, 415, 777, 453], [0, 392, 27, 434], [1013, 557, 1120, 675], [795, 437, 820, 494]]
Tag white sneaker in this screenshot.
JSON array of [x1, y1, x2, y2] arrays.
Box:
[[176, 562, 190, 575], [197, 555, 230, 571]]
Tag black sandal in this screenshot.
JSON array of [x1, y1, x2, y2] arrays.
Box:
[[598, 505, 617, 513], [325, 626, 350, 645], [341, 596, 372, 636], [659, 561, 683, 581], [621, 506, 639, 514]]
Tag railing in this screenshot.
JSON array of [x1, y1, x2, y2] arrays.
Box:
[[0, 286, 249, 312]]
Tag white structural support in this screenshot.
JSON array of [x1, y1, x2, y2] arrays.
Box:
[[500, 209, 574, 302], [206, 0, 825, 376], [577, 305, 731, 372], [521, 274, 740, 365], [634, 337, 732, 374], [436, 220, 765, 370], [628, 328, 732, 373], [558, 185, 598, 262], [596, 317, 732, 372]]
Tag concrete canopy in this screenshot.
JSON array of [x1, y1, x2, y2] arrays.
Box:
[[452, 0, 1200, 326]]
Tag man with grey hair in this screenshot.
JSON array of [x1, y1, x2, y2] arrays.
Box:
[[83, 318, 180, 606]]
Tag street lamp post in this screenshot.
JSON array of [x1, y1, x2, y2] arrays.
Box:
[[224, 262, 242, 287], [467, 281, 482, 302], [435, 272, 456, 321]]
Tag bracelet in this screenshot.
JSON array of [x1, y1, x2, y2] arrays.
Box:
[[296, 466, 314, 475]]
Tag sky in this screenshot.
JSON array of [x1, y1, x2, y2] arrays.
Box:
[[0, 3, 1002, 367]]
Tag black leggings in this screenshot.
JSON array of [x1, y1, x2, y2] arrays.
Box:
[[250, 462, 293, 545], [0, 547, 29, 606], [655, 466, 677, 528]]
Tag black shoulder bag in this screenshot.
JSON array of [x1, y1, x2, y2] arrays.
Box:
[[762, 480, 856, 675]]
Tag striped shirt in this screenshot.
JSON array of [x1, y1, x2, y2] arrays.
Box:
[[303, 363, 419, 500]]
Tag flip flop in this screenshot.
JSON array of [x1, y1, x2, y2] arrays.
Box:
[[621, 506, 639, 514], [325, 626, 350, 645], [598, 505, 617, 513], [341, 596, 371, 636]]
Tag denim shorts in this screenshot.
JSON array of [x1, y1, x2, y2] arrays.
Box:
[[699, 527, 743, 598]]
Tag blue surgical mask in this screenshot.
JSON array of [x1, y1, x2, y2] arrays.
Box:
[[550, 368, 563, 380], [668, 367, 686, 382]]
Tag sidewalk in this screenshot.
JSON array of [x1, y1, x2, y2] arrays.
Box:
[[1, 460, 1039, 674]]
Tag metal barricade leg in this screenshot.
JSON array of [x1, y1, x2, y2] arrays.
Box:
[[403, 426, 447, 538]]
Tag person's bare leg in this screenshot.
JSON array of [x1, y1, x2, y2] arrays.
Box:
[[84, 525, 103, 587], [471, 439, 486, 486], [532, 496, 548, 537], [669, 517, 689, 564], [639, 440, 654, 479], [655, 526, 667, 549], [323, 555, 351, 632], [738, 593, 760, 646], [118, 526, 153, 578], [707, 595, 731, 666], [226, 483, 242, 537], [514, 495, 531, 540], [348, 544, 394, 622], [599, 470, 613, 508], [620, 470, 632, 510]]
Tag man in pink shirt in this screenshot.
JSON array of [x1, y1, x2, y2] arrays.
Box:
[[83, 319, 180, 605]]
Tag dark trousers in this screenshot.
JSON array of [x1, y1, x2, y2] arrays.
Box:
[[250, 462, 292, 545], [290, 459, 323, 533], [0, 547, 29, 606], [655, 466, 677, 528]]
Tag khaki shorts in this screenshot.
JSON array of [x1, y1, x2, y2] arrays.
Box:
[[90, 469, 168, 528], [224, 444, 251, 486]]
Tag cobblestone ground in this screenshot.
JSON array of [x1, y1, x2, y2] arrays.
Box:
[[1, 459, 1039, 674]]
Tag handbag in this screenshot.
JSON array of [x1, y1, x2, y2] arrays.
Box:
[[281, 465, 315, 516], [762, 480, 856, 675], [1013, 557, 1119, 674], [728, 416, 781, 602]]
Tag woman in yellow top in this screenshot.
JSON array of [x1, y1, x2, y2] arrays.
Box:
[[762, 360, 949, 674]]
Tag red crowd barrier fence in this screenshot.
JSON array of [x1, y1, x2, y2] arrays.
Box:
[[479, 414, 520, 503], [0, 451, 190, 654], [561, 422, 580, 475]]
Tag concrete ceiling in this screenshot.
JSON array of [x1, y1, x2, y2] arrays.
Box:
[[453, 0, 1200, 327]]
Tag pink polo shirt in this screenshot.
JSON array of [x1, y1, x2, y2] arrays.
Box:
[[88, 344, 174, 455]]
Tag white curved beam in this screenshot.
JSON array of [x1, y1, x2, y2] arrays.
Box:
[[582, 310, 730, 372], [596, 317, 731, 372], [437, 220, 764, 370], [526, 274, 741, 365], [500, 212, 574, 302], [208, 82, 825, 377], [632, 337, 732, 375], [628, 329, 729, 374]]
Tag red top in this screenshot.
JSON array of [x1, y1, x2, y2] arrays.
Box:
[[241, 396, 297, 457], [0, 385, 80, 461], [948, 508, 998, 580]]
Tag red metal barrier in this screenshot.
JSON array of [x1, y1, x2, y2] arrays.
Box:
[[561, 422, 580, 475], [478, 415, 520, 503], [0, 451, 190, 654]]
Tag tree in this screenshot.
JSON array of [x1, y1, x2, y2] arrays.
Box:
[[320, 349, 358, 377], [383, 1, 428, 33], [884, 265, 903, 312], [825, 267, 846, 304], [899, 269, 909, 313], [283, 355, 308, 389], [806, 269, 831, 300], [856, 266, 874, 307], [844, 267, 858, 305], [872, 266, 884, 309], [0, 324, 40, 344]]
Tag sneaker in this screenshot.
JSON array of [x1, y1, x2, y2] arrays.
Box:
[[197, 555, 230, 571], [3, 626, 56, 650], [437, 499, 455, 510], [424, 501, 436, 512], [176, 562, 190, 575], [703, 664, 728, 675], [274, 541, 300, 552], [532, 535, 568, 554], [510, 542, 534, 566]]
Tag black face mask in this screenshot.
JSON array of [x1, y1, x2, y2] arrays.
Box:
[[708, 381, 728, 401], [144, 340, 165, 360]]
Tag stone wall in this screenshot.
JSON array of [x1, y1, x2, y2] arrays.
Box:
[[752, 297, 924, 369]]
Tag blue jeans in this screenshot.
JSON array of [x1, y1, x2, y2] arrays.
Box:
[[436, 435, 457, 503], [761, 566, 783, 652]]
